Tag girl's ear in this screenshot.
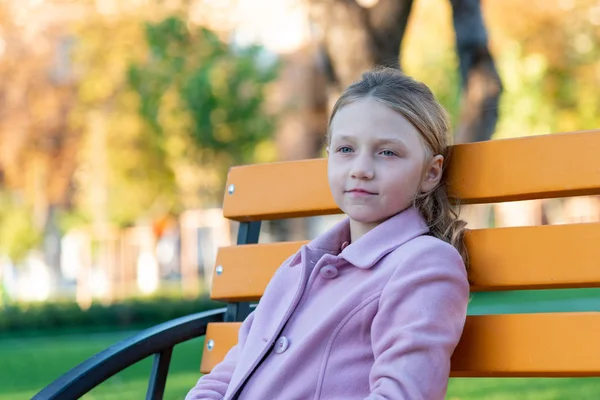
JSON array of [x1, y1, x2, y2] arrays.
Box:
[[420, 155, 444, 193], [326, 146, 330, 155]]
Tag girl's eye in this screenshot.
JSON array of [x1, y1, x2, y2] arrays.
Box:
[[380, 149, 397, 157], [338, 146, 353, 153]]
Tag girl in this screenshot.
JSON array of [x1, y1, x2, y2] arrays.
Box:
[[186, 67, 470, 400]]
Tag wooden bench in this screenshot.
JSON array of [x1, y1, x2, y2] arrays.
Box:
[[34, 130, 600, 400], [201, 130, 600, 378]]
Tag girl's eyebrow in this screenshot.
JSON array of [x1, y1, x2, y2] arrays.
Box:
[[334, 134, 410, 150], [374, 137, 408, 146], [336, 135, 356, 142], [335, 134, 406, 144]]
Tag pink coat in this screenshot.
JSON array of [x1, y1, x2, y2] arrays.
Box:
[[186, 207, 469, 400]]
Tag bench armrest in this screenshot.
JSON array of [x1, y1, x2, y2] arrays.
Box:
[[32, 308, 226, 400]]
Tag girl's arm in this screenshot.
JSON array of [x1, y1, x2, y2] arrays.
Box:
[[366, 240, 470, 400], [185, 311, 255, 400]]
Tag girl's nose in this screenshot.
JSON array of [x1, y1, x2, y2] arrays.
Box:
[[350, 155, 374, 180]]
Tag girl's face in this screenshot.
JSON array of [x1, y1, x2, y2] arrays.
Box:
[[327, 98, 443, 239]]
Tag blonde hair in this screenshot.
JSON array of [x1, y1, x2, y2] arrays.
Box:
[[328, 67, 468, 265]]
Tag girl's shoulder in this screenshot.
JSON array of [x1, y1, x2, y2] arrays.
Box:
[[386, 234, 465, 274]]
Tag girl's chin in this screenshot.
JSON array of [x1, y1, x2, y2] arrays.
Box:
[[344, 208, 402, 225], [345, 212, 386, 225]]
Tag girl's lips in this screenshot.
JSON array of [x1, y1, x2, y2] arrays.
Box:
[[346, 189, 377, 195]]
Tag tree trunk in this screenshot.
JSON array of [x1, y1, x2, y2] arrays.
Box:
[[307, 0, 501, 143], [450, 0, 502, 144], [307, 0, 413, 91]]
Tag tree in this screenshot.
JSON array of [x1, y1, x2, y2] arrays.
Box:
[[0, 1, 279, 299], [306, 0, 502, 144], [0, 2, 79, 272], [128, 15, 279, 206], [67, 12, 175, 229], [69, 11, 278, 229], [67, 8, 278, 298]]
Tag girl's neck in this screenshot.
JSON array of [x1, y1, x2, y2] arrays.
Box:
[[349, 219, 380, 243]]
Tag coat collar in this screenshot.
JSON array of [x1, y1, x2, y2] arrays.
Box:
[[306, 206, 429, 269]]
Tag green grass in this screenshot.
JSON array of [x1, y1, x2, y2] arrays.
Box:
[[2, 289, 600, 399], [2, 330, 600, 400], [447, 378, 600, 400], [0, 331, 204, 400]]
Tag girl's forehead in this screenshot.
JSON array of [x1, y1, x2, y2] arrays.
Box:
[[330, 100, 420, 144], [332, 99, 410, 127]]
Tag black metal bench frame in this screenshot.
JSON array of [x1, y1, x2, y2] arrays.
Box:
[[32, 308, 225, 400], [33, 221, 261, 400]]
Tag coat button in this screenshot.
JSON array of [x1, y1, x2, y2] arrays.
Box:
[[274, 336, 290, 354], [320, 265, 339, 279]]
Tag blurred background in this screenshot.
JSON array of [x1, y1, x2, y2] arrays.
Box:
[[1, 0, 600, 398]]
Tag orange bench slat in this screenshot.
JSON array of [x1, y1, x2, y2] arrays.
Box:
[[200, 313, 600, 377], [222, 130, 600, 221], [200, 322, 242, 374], [211, 241, 308, 302], [210, 223, 600, 302]]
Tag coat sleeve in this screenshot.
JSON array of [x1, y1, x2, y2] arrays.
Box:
[[185, 311, 255, 400], [365, 239, 470, 400]]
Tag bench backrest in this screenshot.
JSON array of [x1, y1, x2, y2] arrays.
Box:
[[201, 130, 600, 377]]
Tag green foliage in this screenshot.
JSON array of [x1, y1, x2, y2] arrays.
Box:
[[403, 0, 600, 140], [401, 3, 463, 133], [0, 192, 42, 263], [128, 15, 279, 177], [485, 1, 600, 137], [65, 12, 279, 228], [66, 14, 178, 228], [0, 295, 223, 335]]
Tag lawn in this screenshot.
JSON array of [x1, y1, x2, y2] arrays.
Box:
[[2, 330, 600, 400], [0, 330, 204, 400], [2, 289, 600, 399]]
